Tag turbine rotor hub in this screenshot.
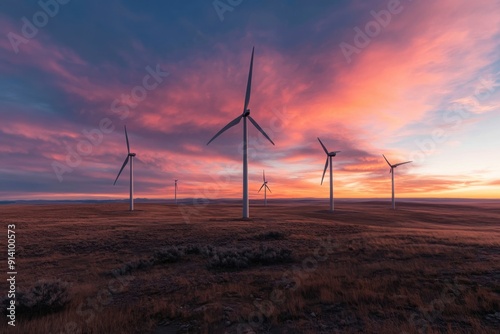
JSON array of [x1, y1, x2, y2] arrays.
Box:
[[243, 109, 250, 117]]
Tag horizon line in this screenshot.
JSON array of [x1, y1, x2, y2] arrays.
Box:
[[1, 197, 498, 204]]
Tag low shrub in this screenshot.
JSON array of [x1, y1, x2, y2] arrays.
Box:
[[152, 246, 184, 264], [2, 279, 70, 317], [208, 245, 293, 270], [253, 231, 286, 240]]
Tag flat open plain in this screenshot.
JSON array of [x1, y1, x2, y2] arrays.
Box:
[[1, 200, 499, 333]]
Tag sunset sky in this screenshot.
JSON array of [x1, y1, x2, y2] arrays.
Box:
[[1, 0, 499, 201]]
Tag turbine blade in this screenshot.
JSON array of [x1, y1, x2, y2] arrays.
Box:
[[266, 184, 272, 193], [333, 151, 341, 154], [317, 138, 328, 155], [113, 156, 129, 185], [263, 169, 265, 182], [206, 115, 242, 145], [248, 116, 275, 145], [382, 154, 392, 167], [394, 161, 412, 167], [243, 47, 254, 112], [258, 183, 265, 192], [321, 157, 329, 185], [124, 126, 130, 154]]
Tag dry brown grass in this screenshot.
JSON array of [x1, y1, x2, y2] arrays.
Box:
[[0, 200, 499, 333]]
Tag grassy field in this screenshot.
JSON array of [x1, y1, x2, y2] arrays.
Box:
[[1, 200, 499, 333]]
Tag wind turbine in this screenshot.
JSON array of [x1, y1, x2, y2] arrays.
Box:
[[174, 179, 178, 205], [258, 170, 271, 206], [207, 47, 275, 219], [113, 125, 136, 211], [382, 154, 412, 210], [318, 138, 341, 212]]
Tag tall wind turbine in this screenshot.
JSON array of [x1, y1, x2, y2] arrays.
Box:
[[383, 154, 412, 210], [113, 126, 136, 211], [174, 179, 178, 205], [258, 170, 271, 206], [207, 47, 275, 219], [318, 138, 340, 212]]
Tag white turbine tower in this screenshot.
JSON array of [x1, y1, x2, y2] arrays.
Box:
[[207, 47, 275, 219], [258, 170, 271, 206], [383, 154, 412, 210], [318, 138, 340, 212], [113, 126, 136, 211], [174, 179, 178, 205]]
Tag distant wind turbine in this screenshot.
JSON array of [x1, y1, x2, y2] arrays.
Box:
[[113, 126, 136, 211], [318, 138, 341, 212], [383, 154, 412, 210], [207, 47, 275, 219], [258, 170, 271, 206], [174, 179, 178, 205]]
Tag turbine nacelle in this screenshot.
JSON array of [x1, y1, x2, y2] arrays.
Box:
[[382, 154, 412, 210], [317, 137, 338, 211], [129, 153, 136, 157], [382, 154, 412, 170], [317, 138, 340, 186], [206, 48, 275, 147], [259, 170, 271, 196]]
